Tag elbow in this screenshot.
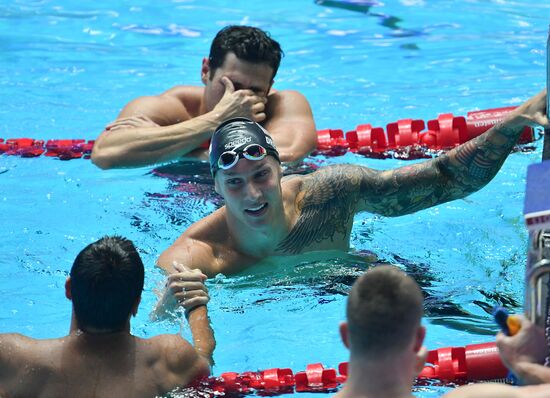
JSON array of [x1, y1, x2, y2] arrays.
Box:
[[90, 148, 116, 170], [279, 141, 316, 164]]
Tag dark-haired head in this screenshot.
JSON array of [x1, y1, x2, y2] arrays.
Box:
[[69, 236, 144, 333], [346, 265, 424, 357], [209, 25, 283, 81]]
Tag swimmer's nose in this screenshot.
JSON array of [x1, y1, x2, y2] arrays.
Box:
[[244, 182, 262, 202]]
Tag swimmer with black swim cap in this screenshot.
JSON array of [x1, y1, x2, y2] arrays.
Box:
[[209, 117, 280, 176], [159, 90, 548, 284]]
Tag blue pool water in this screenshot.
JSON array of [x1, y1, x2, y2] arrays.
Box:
[[1, 0, 549, 396]]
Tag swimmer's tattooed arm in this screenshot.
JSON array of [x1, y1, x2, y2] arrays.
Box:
[[276, 121, 527, 254]]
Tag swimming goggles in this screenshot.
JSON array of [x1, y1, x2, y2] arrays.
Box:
[[217, 143, 268, 170]]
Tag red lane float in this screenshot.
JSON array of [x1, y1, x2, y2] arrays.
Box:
[[0, 138, 95, 160], [316, 106, 535, 159], [418, 342, 509, 383], [0, 106, 536, 161], [197, 341, 510, 396]]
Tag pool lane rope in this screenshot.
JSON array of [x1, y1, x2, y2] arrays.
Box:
[[0, 106, 537, 161], [198, 341, 510, 395]]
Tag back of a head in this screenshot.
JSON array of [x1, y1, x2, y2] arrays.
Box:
[[209, 25, 283, 80], [70, 236, 144, 332], [347, 265, 424, 357]]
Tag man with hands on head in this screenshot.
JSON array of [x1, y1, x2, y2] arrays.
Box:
[[91, 25, 317, 169]]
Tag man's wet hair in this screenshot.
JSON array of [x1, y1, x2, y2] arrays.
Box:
[[208, 25, 283, 81], [347, 265, 424, 357], [70, 236, 144, 332]]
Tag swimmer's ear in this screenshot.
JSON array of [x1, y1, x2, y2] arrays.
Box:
[[201, 57, 210, 85], [413, 325, 426, 353], [65, 277, 72, 300], [339, 321, 350, 349], [131, 296, 141, 317]]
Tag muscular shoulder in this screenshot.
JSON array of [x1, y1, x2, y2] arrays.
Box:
[[265, 90, 311, 118], [118, 85, 203, 125], [149, 334, 210, 386], [276, 165, 375, 254], [0, 334, 62, 394]]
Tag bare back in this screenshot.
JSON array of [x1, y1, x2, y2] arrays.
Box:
[[0, 333, 209, 398]]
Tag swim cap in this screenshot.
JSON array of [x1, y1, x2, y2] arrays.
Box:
[[209, 117, 280, 176]]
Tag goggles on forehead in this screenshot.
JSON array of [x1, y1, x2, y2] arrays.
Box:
[[217, 143, 268, 171]]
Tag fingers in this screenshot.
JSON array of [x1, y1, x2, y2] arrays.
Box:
[[166, 263, 209, 312], [221, 76, 235, 93], [105, 115, 158, 131], [171, 283, 210, 312]]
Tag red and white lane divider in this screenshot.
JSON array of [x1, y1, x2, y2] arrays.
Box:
[[0, 106, 536, 161], [198, 341, 509, 395]]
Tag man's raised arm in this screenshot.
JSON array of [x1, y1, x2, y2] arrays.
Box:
[[276, 91, 547, 253], [358, 89, 548, 216]]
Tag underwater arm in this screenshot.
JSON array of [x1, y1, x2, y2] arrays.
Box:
[[187, 305, 216, 366]]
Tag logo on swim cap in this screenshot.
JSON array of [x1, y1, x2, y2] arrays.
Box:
[[209, 117, 280, 176], [224, 135, 252, 150]]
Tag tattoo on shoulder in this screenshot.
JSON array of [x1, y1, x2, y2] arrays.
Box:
[[276, 165, 373, 254]]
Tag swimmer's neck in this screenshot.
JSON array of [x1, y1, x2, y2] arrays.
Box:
[[69, 311, 131, 337], [337, 356, 416, 398]]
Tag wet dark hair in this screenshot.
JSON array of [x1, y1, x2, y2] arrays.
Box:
[[70, 236, 144, 332], [208, 25, 283, 81], [347, 265, 423, 356]]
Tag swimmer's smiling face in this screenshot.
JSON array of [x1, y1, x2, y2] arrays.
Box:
[[214, 155, 283, 228]]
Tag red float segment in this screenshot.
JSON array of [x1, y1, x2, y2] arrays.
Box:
[[426, 114, 468, 149], [418, 342, 508, 383], [295, 363, 339, 392], [387, 119, 425, 148], [316, 129, 350, 156], [466, 107, 534, 144], [0, 138, 45, 157], [45, 139, 95, 160], [347, 124, 388, 153]]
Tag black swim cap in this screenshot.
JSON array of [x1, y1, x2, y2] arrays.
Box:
[[209, 117, 280, 176]]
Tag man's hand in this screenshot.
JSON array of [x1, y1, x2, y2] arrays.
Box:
[[166, 263, 209, 314], [508, 89, 548, 128], [105, 114, 160, 132], [496, 315, 549, 383], [212, 77, 267, 123]]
